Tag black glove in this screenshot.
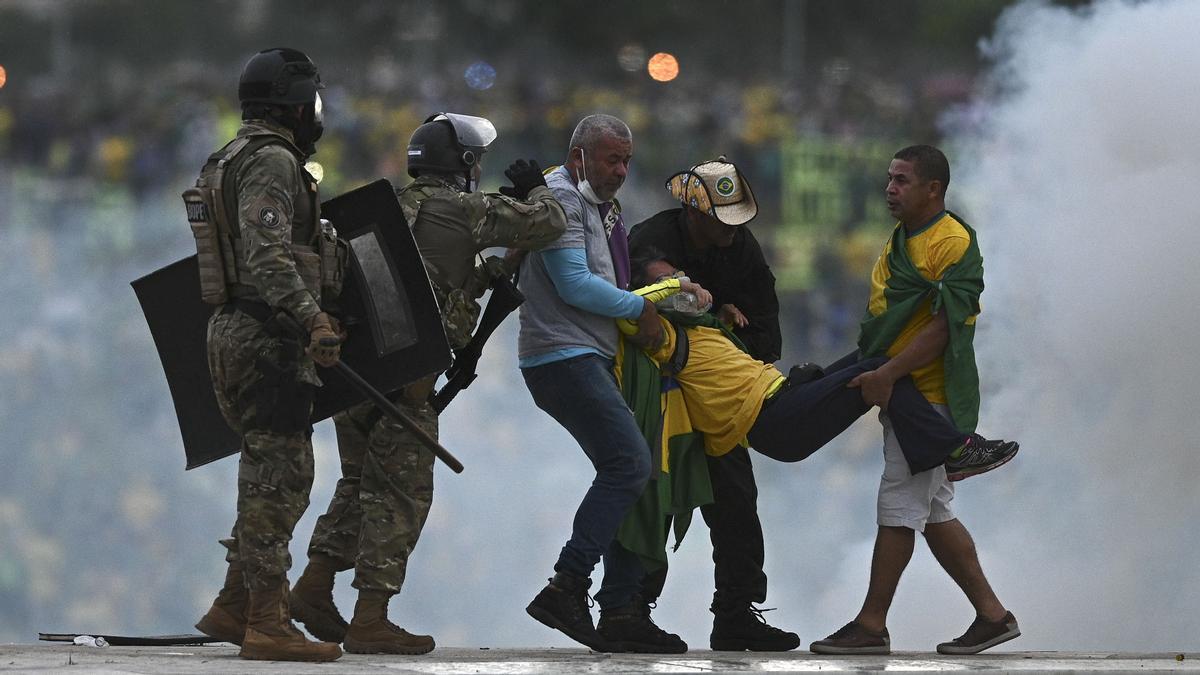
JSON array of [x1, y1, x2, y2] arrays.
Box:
[[498, 159, 545, 200]]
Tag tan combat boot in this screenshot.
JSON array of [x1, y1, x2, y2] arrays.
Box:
[[195, 562, 247, 645], [290, 554, 349, 642], [239, 580, 342, 662], [343, 590, 435, 655]]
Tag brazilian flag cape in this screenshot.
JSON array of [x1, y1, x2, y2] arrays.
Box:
[[857, 212, 984, 433], [614, 313, 748, 571]]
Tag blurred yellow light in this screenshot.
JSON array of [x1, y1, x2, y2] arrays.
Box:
[[0, 65, 7, 89], [647, 53, 679, 82]]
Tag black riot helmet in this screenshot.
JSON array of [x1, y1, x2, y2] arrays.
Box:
[[238, 48, 326, 156], [238, 47, 324, 106], [406, 113, 498, 190]]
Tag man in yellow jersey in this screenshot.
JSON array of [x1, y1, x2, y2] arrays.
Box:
[[810, 145, 1020, 656]]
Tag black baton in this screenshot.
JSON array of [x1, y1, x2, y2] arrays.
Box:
[[274, 310, 465, 474], [327, 357, 464, 474]]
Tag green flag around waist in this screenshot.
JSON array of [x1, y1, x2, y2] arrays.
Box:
[[614, 311, 741, 571], [857, 212, 984, 433]]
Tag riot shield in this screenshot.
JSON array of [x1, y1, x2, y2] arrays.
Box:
[[315, 179, 451, 420], [132, 179, 451, 469]]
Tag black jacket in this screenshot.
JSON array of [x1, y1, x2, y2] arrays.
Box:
[[628, 208, 781, 363]]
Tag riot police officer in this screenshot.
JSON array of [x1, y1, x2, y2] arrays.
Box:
[[287, 113, 566, 654], [192, 47, 344, 663]]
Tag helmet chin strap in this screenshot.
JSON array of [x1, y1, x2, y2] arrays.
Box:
[[460, 149, 483, 192]]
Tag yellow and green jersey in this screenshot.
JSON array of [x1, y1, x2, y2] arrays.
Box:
[[866, 211, 979, 404]]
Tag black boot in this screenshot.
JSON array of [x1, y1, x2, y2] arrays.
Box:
[[597, 599, 687, 654], [526, 571, 608, 651], [710, 603, 800, 651]]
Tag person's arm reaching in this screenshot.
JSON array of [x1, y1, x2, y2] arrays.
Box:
[[852, 229, 968, 408], [542, 247, 662, 347], [617, 277, 711, 332], [849, 309, 949, 408], [729, 265, 782, 362], [618, 277, 679, 336], [543, 247, 642, 317]]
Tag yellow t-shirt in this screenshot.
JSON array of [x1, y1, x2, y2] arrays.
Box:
[[644, 321, 785, 456], [616, 278, 783, 455], [866, 212, 978, 403]]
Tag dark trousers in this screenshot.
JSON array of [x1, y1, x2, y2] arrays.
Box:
[[640, 444, 768, 611], [748, 356, 965, 474]]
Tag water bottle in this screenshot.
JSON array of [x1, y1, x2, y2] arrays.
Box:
[[661, 290, 710, 316], [674, 291, 700, 314]]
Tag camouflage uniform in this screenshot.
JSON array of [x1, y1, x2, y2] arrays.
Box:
[[306, 175, 565, 592], [206, 119, 328, 592]]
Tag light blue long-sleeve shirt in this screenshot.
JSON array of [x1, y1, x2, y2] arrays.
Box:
[[518, 247, 644, 368]]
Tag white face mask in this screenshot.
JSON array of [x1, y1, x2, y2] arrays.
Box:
[[574, 147, 605, 205]]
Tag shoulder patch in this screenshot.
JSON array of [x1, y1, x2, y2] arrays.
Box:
[[259, 206, 281, 228]]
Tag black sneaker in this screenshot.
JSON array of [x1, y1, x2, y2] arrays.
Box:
[[809, 620, 890, 655], [937, 611, 1021, 654], [597, 600, 687, 653], [945, 434, 1019, 482], [525, 572, 608, 651], [710, 605, 800, 651]]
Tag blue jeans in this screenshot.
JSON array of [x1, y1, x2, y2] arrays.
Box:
[[522, 353, 651, 610]]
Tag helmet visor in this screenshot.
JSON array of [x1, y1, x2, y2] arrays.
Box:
[[427, 112, 497, 150]]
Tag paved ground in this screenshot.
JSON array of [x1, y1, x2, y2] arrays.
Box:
[[1, 645, 1197, 673]]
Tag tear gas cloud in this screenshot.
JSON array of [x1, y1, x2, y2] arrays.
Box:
[[823, 0, 1200, 649]]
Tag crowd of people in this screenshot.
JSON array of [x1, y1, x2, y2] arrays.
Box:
[[0, 60, 977, 373]]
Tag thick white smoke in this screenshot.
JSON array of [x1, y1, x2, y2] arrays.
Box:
[[934, 0, 1200, 650]]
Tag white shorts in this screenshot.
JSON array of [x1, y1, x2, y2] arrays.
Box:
[[876, 405, 955, 532]]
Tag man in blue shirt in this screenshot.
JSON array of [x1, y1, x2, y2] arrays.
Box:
[[518, 114, 686, 653]]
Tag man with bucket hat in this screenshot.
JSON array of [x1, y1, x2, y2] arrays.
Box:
[[630, 156, 780, 362], [627, 157, 795, 651]]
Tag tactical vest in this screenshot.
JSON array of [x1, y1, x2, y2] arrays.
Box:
[[183, 128, 343, 306], [397, 179, 484, 349]]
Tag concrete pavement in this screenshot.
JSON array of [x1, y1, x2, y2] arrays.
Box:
[[1, 644, 1197, 673]]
